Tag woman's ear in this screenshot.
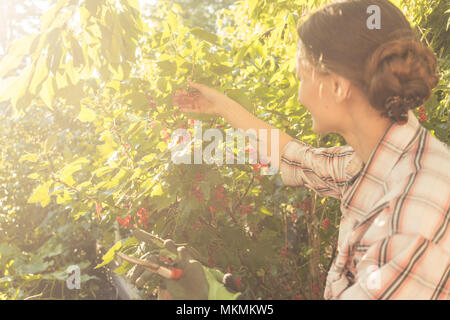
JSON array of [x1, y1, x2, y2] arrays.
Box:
[[332, 74, 351, 103]]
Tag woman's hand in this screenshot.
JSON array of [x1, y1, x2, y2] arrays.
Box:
[[173, 80, 293, 170], [172, 81, 229, 116]]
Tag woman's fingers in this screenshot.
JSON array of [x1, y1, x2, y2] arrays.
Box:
[[188, 81, 215, 97], [173, 94, 193, 106], [173, 82, 218, 115], [173, 87, 204, 112], [187, 80, 202, 90]]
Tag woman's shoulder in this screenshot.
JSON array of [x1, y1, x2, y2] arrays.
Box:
[[395, 128, 449, 176], [387, 130, 449, 204]]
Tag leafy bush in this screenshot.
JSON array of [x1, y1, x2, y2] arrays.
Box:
[[0, 0, 447, 299]]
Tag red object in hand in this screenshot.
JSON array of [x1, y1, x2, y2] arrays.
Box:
[[170, 267, 183, 279]]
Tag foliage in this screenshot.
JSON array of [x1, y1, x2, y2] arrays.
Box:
[[0, 0, 448, 300], [142, 0, 236, 32]]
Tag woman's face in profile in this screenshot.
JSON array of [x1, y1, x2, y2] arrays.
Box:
[[295, 49, 341, 135]]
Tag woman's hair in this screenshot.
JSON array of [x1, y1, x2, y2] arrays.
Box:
[[297, 0, 440, 124]]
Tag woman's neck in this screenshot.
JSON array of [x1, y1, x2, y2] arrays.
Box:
[[339, 100, 392, 164]]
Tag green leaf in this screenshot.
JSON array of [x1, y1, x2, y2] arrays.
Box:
[[19, 255, 52, 274], [71, 37, 85, 68], [124, 92, 149, 110], [167, 11, 179, 30], [248, 0, 258, 16], [28, 182, 51, 207], [56, 191, 72, 204], [113, 261, 132, 275], [210, 64, 233, 75], [151, 183, 163, 197], [234, 46, 249, 64], [95, 241, 122, 269], [191, 27, 219, 44], [41, 0, 70, 29], [27, 173, 40, 179], [86, 0, 102, 16], [157, 60, 177, 76], [156, 141, 167, 152], [122, 237, 139, 248], [30, 54, 49, 94], [260, 206, 273, 216], [78, 105, 96, 122], [11, 64, 34, 110], [0, 33, 39, 78], [126, 0, 140, 12], [19, 154, 39, 163], [92, 166, 116, 177], [59, 162, 83, 186]]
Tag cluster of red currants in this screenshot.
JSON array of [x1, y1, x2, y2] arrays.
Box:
[[137, 208, 149, 228], [190, 185, 205, 201], [239, 204, 254, 217], [117, 214, 132, 228], [418, 106, 427, 122], [212, 183, 230, 210], [117, 207, 150, 229]]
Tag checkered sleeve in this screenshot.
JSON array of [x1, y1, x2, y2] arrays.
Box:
[[279, 139, 355, 199], [336, 169, 450, 300]]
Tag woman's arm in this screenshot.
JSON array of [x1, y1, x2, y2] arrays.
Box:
[[220, 98, 293, 171], [174, 81, 293, 171]]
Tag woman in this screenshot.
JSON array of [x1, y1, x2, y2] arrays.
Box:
[[173, 0, 449, 299]]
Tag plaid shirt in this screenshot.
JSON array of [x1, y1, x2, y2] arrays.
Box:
[[280, 110, 450, 299]]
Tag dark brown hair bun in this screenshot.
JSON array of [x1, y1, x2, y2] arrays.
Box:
[[365, 38, 440, 124]]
